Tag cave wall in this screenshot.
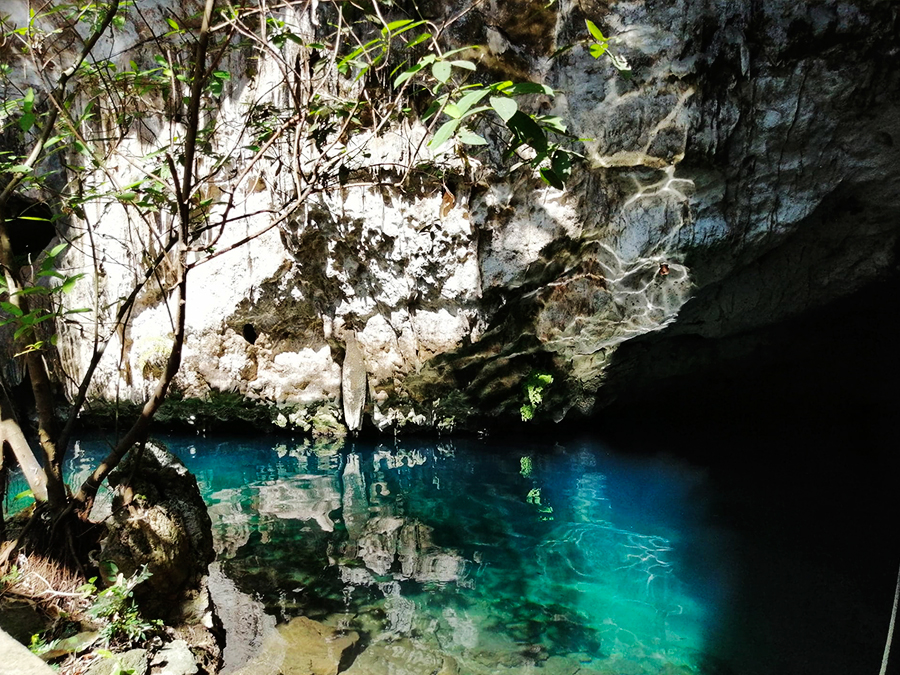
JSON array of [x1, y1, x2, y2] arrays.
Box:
[[5, 0, 898, 432]]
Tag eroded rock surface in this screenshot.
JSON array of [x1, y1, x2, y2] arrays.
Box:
[[6, 0, 896, 428], [102, 442, 215, 624]]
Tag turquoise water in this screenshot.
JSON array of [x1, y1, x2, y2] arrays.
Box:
[[10, 435, 720, 673], [205, 440, 710, 673], [7, 432, 896, 674]]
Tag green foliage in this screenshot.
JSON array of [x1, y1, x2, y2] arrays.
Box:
[[585, 19, 631, 76], [526, 487, 554, 520], [93, 649, 137, 675], [29, 631, 55, 656], [0, 243, 89, 356], [520, 456, 533, 477], [520, 370, 554, 421], [0, 564, 22, 588], [391, 43, 582, 189], [79, 563, 161, 646]]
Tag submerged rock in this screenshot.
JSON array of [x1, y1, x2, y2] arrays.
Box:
[[274, 617, 358, 675], [86, 649, 149, 675], [341, 638, 457, 675]]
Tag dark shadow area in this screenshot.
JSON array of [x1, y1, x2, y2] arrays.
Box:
[[577, 273, 900, 675], [4, 195, 55, 258]]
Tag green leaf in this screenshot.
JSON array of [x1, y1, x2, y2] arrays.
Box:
[[506, 111, 548, 153], [421, 99, 443, 121], [12, 286, 51, 296], [551, 150, 572, 184], [431, 60, 452, 84], [442, 46, 477, 59], [65, 307, 92, 314], [490, 96, 518, 122], [23, 87, 34, 113], [48, 242, 68, 257], [14, 489, 34, 501], [450, 60, 476, 71], [429, 118, 461, 150], [382, 19, 414, 35], [19, 112, 35, 132], [538, 115, 568, 134], [13, 324, 32, 340], [393, 63, 423, 88], [589, 43, 607, 59], [8, 165, 32, 174], [166, 17, 179, 31], [61, 274, 85, 294], [455, 88, 489, 116], [540, 167, 564, 189], [406, 32, 431, 49], [457, 129, 487, 145], [585, 19, 606, 43], [503, 82, 554, 96], [1, 301, 23, 317], [442, 102, 463, 119]]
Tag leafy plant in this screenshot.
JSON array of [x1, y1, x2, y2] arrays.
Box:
[[0, 243, 89, 357], [79, 563, 161, 646], [585, 19, 631, 76], [526, 487, 554, 520], [392, 43, 582, 189], [29, 631, 55, 657], [520, 370, 554, 421], [0, 564, 22, 588]]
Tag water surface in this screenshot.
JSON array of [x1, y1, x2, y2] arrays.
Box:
[[7, 432, 896, 675]]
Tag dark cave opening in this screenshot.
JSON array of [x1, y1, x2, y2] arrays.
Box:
[[3, 195, 55, 259]]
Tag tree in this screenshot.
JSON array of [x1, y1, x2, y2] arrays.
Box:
[[0, 0, 619, 561]]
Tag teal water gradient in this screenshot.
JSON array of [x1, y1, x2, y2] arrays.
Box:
[[7, 435, 721, 673]]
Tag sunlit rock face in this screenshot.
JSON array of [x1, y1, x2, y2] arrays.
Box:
[[7, 0, 897, 429]]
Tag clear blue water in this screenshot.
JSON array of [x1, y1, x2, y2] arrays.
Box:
[[5, 432, 898, 675]]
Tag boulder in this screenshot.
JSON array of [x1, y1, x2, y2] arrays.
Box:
[[100, 441, 222, 671], [150, 640, 197, 675]]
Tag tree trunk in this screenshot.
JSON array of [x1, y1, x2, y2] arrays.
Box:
[[0, 381, 48, 503], [0, 212, 67, 511]]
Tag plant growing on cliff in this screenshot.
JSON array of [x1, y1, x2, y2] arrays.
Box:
[[520, 370, 553, 421], [0, 0, 608, 565]]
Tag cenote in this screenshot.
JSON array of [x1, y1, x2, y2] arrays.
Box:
[[12, 417, 898, 675]]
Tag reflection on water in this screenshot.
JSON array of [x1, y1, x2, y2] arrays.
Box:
[[187, 437, 711, 674], [7, 435, 716, 673]]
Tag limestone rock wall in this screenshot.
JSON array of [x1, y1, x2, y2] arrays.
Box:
[[6, 0, 898, 431]]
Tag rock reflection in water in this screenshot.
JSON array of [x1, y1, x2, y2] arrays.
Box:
[[196, 438, 709, 675]]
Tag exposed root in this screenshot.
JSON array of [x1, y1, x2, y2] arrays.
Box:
[[0, 551, 91, 620]]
